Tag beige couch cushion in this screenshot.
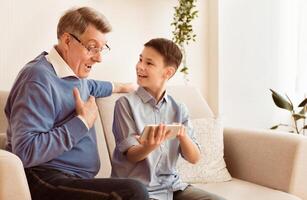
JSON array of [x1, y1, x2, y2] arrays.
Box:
[[224, 128, 307, 199], [0, 150, 31, 200], [194, 178, 301, 200], [0, 133, 6, 150], [96, 93, 124, 157], [94, 114, 112, 178], [0, 91, 8, 150], [0, 91, 8, 133]]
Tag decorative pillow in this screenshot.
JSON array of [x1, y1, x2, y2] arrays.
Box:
[[176, 117, 232, 183]]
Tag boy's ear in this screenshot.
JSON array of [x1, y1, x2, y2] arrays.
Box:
[[165, 66, 176, 79]]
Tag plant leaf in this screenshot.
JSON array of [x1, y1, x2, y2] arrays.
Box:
[[299, 107, 306, 115], [285, 94, 294, 108], [270, 125, 279, 129], [292, 113, 306, 121], [270, 123, 290, 129], [298, 98, 307, 107], [171, 0, 198, 76], [180, 66, 189, 74], [270, 89, 293, 111]]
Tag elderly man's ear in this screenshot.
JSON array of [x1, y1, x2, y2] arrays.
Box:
[[58, 33, 72, 48]]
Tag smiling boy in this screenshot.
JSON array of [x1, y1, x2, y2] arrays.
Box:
[[111, 38, 226, 200]]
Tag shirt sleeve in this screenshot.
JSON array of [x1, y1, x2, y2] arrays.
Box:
[[112, 97, 139, 153], [87, 79, 113, 97], [77, 115, 89, 130], [179, 103, 201, 154], [8, 81, 89, 167]]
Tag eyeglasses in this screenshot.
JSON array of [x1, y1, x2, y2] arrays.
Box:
[[69, 33, 110, 55]]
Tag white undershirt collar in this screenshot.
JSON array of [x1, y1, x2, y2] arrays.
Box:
[[45, 47, 78, 79]]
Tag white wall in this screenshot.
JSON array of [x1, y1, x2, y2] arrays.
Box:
[[219, 0, 305, 129], [0, 0, 210, 102], [208, 0, 219, 115], [2, 0, 302, 130]]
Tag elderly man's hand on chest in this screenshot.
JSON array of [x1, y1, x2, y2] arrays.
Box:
[[73, 87, 98, 129]]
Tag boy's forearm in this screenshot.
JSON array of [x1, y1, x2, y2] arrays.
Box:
[[179, 136, 201, 164], [126, 144, 154, 163]]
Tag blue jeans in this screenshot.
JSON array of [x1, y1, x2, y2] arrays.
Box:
[[173, 185, 226, 200], [25, 166, 149, 200], [149, 185, 226, 200]]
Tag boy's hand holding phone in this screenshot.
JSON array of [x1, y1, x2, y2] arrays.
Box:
[[139, 124, 167, 150], [139, 124, 186, 149]]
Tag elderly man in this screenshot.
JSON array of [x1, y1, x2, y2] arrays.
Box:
[[5, 7, 148, 200]]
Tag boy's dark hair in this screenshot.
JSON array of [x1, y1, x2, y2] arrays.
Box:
[[144, 38, 182, 70]]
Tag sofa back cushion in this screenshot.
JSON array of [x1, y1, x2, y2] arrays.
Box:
[[224, 128, 307, 198], [96, 85, 214, 157], [0, 133, 6, 150], [0, 91, 8, 133], [96, 93, 124, 160], [94, 113, 112, 178]]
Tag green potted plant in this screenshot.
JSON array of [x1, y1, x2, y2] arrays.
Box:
[[171, 0, 198, 81], [270, 89, 307, 134]]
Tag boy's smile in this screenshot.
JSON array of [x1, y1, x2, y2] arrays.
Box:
[[136, 47, 175, 101], [136, 47, 168, 98]]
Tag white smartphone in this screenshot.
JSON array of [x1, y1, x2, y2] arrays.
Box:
[[140, 124, 182, 141]]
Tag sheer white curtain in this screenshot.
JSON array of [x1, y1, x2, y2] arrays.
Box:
[[278, 0, 306, 98], [297, 0, 307, 94]]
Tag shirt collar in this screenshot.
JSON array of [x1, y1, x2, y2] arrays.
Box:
[[45, 47, 79, 79], [136, 86, 169, 107]]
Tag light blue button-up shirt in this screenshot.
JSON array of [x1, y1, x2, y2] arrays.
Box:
[[111, 87, 199, 200]]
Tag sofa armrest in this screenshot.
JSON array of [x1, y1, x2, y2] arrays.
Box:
[[0, 150, 31, 200], [223, 127, 307, 200]]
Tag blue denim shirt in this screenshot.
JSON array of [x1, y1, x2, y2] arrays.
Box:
[[111, 87, 199, 200]]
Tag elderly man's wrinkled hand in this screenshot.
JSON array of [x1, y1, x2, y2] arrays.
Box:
[[73, 87, 98, 128]]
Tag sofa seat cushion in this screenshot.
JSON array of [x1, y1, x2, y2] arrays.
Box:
[[193, 178, 301, 200]]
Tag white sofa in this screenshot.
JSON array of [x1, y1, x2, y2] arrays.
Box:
[[0, 86, 307, 200]]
